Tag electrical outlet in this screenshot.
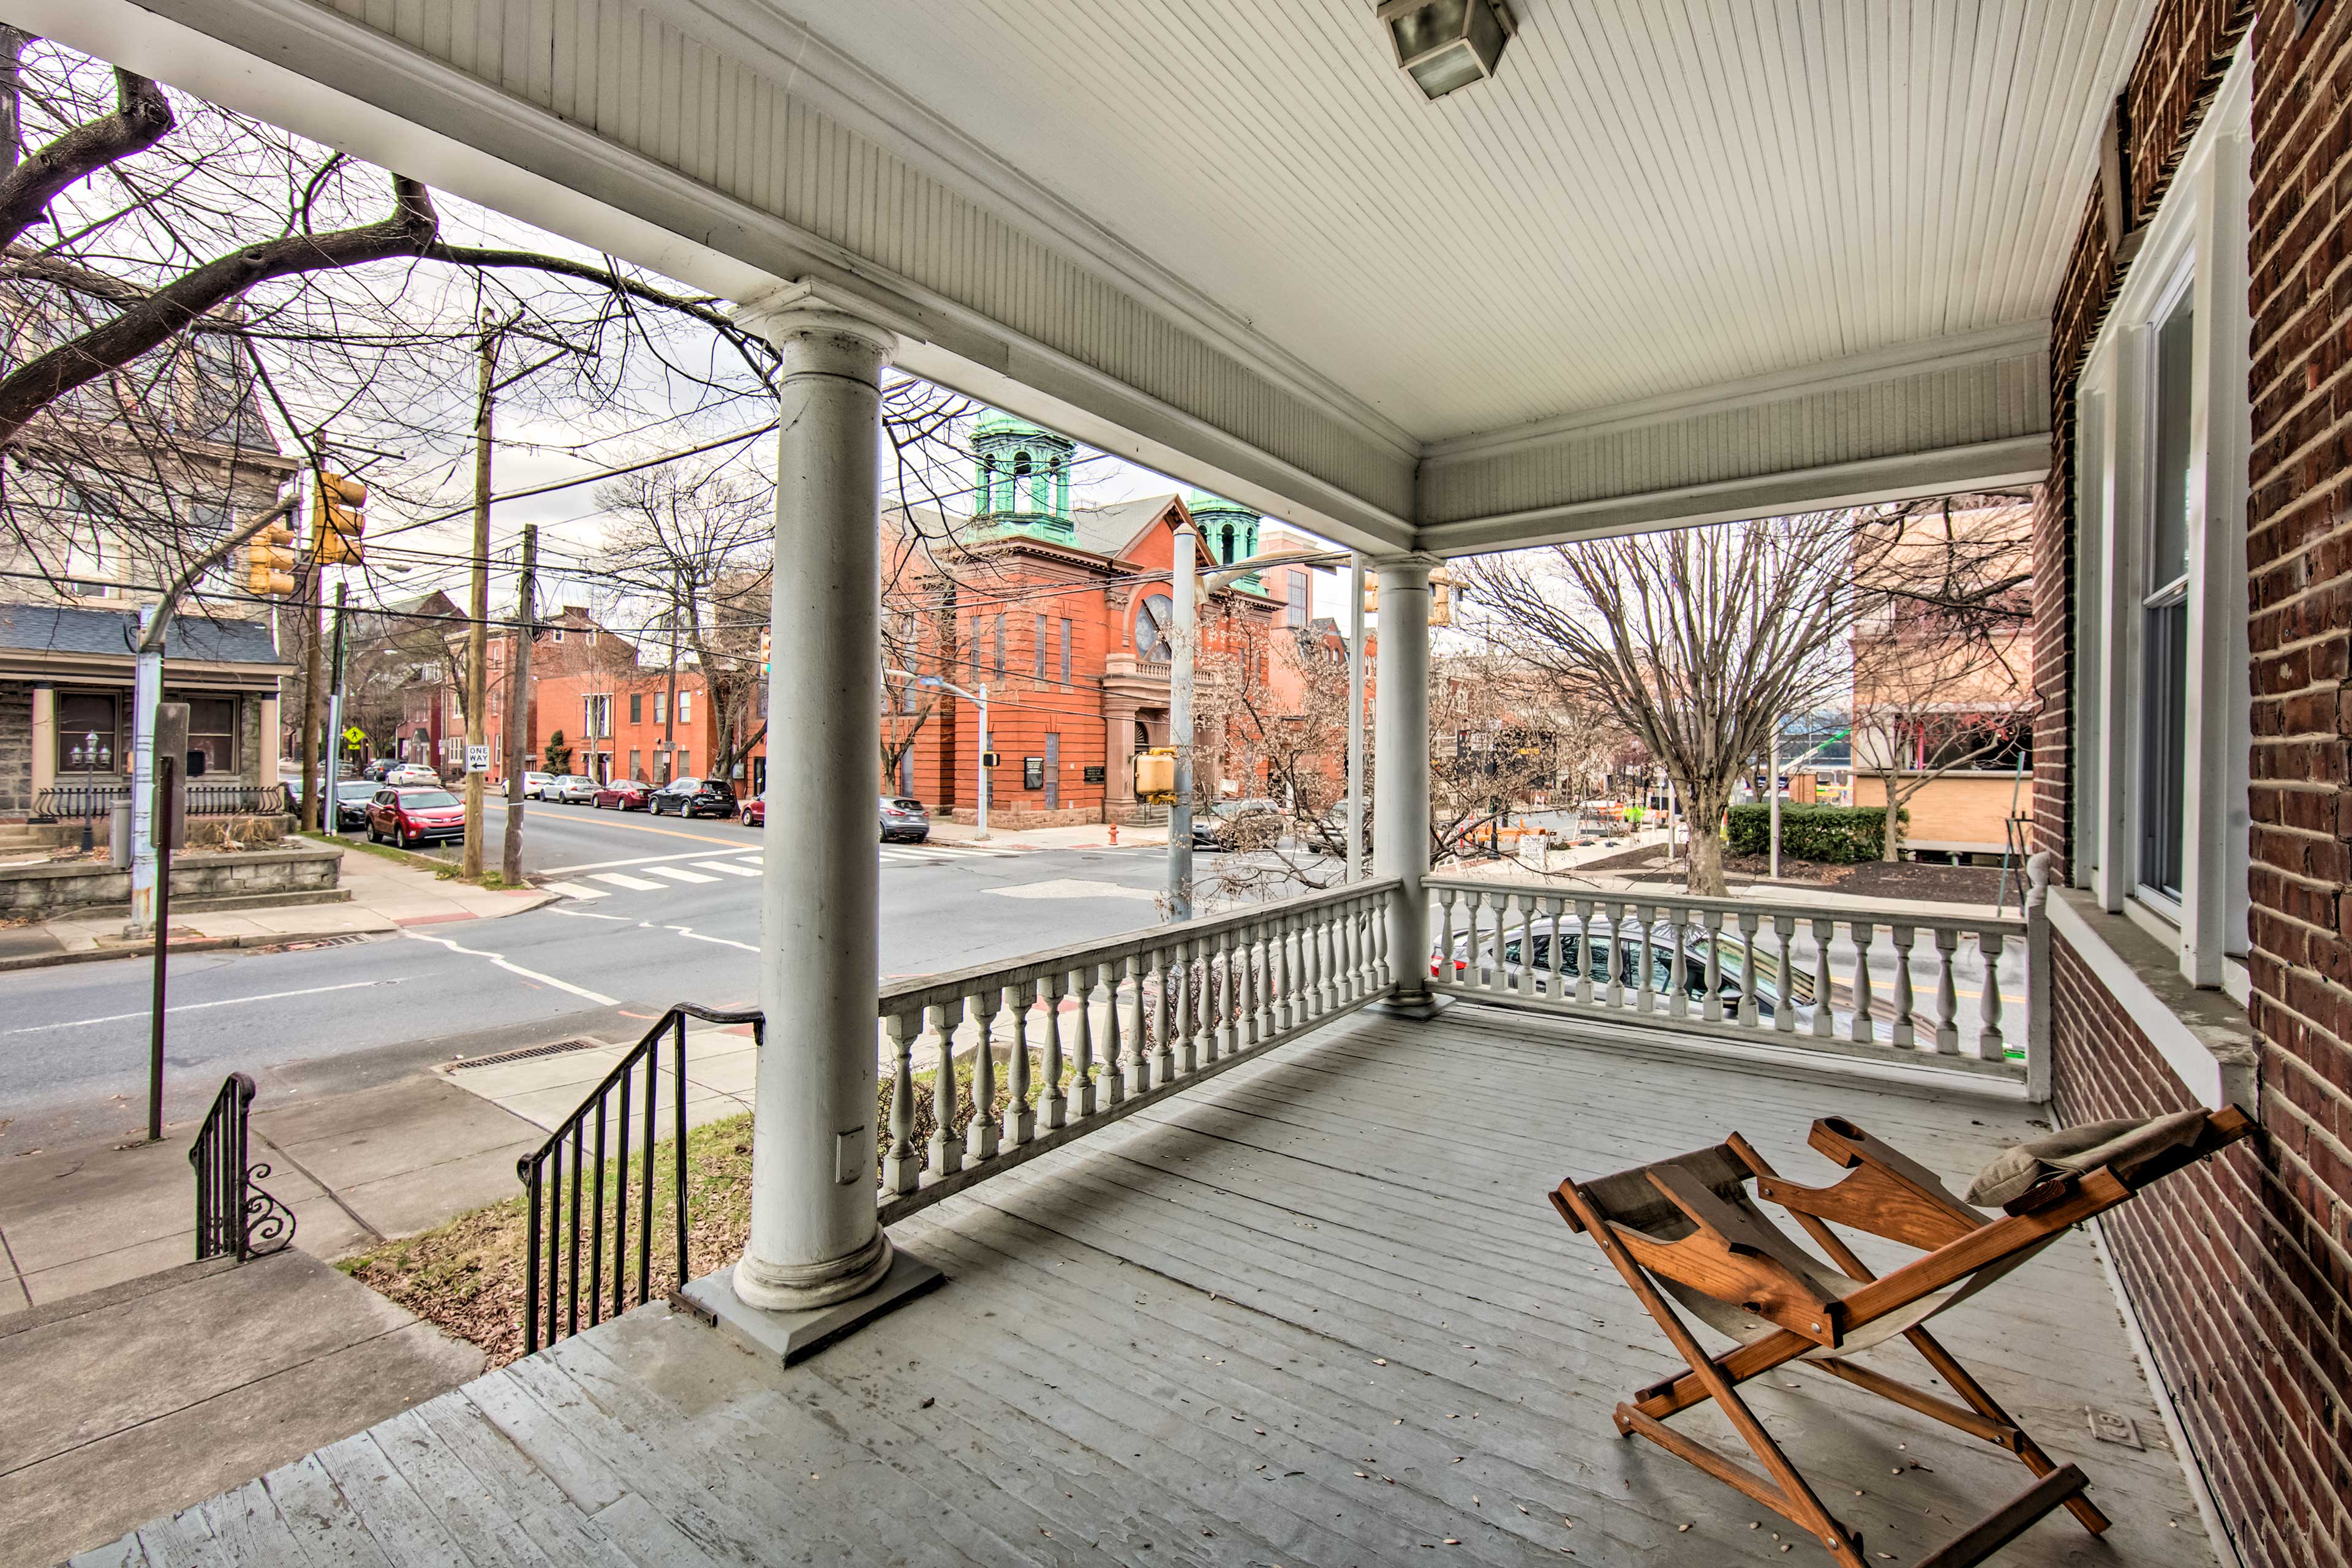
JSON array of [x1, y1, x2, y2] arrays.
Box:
[[2089, 1408, 2143, 1449]]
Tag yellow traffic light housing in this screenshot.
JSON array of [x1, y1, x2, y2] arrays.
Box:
[[312, 470, 366, 567], [244, 520, 298, 597], [1134, 747, 1175, 801], [1429, 565, 1454, 628]]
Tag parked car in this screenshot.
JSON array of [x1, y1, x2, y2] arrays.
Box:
[[594, 778, 652, 810], [740, 796, 766, 827], [384, 763, 438, 787], [546, 774, 599, 804], [880, 795, 929, 843], [1431, 913, 1807, 1021], [521, 771, 554, 799], [361, 758, 394, 782], [366, 786, 465, 848], [330, 780, 377, 830], [649, 777, 739, 819], [1307, 805, 1372, 861], [1193, 797, 1283, 851]]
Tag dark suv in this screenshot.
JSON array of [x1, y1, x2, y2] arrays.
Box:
[[649, 777, 739, 819]]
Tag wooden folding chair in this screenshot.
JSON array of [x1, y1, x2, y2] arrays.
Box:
[[1551, 1106, 2253, 1567]]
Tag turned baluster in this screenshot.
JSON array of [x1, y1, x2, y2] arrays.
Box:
[[965, 992, 1000, 1162], [1888, 925, 1917, 1048], [881, 1009, 919, 1196], [1003, 983, 1035, 1145], [1932, 928, 1960, 1053], [1849, 921, 1875, 1046]]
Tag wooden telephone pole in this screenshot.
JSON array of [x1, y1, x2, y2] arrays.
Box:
[[503, 524, 537, 884]]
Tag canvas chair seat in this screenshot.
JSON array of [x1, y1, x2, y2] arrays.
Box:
[[1550, 1106, 2253, 1568], [1588, 1166, 2065, 1358]]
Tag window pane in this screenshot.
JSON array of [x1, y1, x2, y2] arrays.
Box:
[[178, 695, 236, 774], [57, 693, 119, 771], [2151, 293, 2195, 590], [2140, 600, 2188, 897]]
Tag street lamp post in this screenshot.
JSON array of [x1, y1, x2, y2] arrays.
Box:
[[68, 729, 110, 853], [889, 669, 990, 841]]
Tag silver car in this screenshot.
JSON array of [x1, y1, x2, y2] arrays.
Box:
[[546, 774, 599, 803], [1437, 913, 1804, 1020]]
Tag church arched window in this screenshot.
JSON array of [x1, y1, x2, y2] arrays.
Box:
[[1012, 451, 1033, 513]]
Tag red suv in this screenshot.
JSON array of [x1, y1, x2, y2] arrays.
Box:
[[366, 786, 464, 849], [739, 796, 765, 827], [593, 778, 651, 811]]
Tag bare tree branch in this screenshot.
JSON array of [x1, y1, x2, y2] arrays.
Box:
[[0, 67, 168, 250]]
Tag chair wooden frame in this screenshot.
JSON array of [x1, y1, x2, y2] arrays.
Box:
[[1550, 1107, 2252, 1567]]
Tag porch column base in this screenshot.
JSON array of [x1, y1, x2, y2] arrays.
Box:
[[687, 1244, 941, 1367], [1367, 990, 1454, 1022]]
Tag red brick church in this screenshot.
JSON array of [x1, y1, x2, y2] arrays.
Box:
[[884, 412, 1321, 826]]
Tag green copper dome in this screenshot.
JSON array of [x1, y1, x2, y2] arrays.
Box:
[[971, 410, 1076, 544], [1187, 491, 1264, 587]]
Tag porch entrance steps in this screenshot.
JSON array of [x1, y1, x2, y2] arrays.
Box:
[[1, 1249, 482, 1568], [78, 1011, 2218, 1568]]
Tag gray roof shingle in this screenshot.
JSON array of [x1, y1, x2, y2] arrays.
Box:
[[0, 602, 282, 665]]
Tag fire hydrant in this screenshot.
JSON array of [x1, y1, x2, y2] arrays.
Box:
[[1107, 823, 1120, 846]]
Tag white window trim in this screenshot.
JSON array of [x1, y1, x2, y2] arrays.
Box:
[[2073, 48, 2253, 991]]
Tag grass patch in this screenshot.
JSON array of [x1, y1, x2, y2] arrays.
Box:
[[342, 1052, 1090, 1366]]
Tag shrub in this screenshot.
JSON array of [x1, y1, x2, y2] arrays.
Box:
[[1724, 803, 1903, 864]]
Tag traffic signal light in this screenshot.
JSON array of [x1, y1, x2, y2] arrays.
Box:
[[244, 519, 298, 597], [312, 471, 366, 566], [758, 628, 771, 676], [1429, 566, 1454, 628]]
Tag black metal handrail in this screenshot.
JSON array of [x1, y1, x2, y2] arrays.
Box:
[[518, 1002, 764, 1354], [36, 782, 289, 820], [190, 1071, 296, 1261]]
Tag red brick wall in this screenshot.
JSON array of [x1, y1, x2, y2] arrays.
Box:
[[2032, 0, 2256, 874], [2239, 10, 2352, 1564], [2048, 935, 2290, 1562]]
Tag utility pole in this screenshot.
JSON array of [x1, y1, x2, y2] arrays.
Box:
[[1167, 522, 1197, 921], [297, 557, 323, 832], [323, 581, 349, 832], [503, 525, 537, 884], [662, 568, 680, 783], [462, 320, 498, 878]]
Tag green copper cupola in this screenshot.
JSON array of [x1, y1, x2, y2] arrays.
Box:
[[971, 410, 1076, 543], [1186, 491, 1263, 589]]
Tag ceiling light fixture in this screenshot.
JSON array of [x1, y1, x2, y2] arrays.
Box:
[[1377, 0, 1516, 101]]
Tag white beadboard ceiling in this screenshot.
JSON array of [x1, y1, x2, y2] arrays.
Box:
[[746, 0, 2142, 443]]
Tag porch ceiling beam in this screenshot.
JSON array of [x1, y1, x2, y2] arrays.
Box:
[[1415, 434, 2053, 558]]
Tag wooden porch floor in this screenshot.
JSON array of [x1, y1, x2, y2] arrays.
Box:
[[79, 1007, 2216, 1567]]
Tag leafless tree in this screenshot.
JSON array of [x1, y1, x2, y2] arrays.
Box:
[[1463, 515, 1872, 897], [1847, 499, 2036, 860], [1463, 494, 2034, 895], [594, 461, 772, 786]]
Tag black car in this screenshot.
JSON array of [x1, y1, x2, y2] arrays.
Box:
[[331, 780, 377, 829], [648, 777, 739, 819]]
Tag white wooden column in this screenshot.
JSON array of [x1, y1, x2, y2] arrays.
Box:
[[733, 281, 903, 1313], [1372, 556, 1438, 1012]]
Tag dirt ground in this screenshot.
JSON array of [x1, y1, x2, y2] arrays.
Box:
[[1581, 845, 2019, 905]]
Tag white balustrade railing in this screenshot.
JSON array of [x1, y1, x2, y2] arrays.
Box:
[[874, 878, 1398, 1221], [1424, 865, 2045, 1088]]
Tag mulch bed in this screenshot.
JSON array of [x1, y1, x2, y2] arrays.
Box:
[[1578, 845, 2019, 906]]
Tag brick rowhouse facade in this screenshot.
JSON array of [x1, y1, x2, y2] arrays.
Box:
[[884, 415, 1317, 827], [2034, 4, 2352, 1566]]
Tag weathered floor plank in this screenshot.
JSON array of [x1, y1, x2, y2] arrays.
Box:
[[92, 1011, 2220, 1567]]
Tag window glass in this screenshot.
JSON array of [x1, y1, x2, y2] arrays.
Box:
[[1023, 756, 1044, 791], [57, 692, 120, 771], [181, 696, 236, 774], [2151, 292, 2196, 590]]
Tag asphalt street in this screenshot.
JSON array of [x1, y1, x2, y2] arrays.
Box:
[[0, 801, 1300, 1150]]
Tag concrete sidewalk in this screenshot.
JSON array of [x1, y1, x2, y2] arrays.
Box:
[[927, 816, 1167, 851], [0, 1249, 484, 1568], [6, 842, 557, 971], [0, 1066, 549, 1315]]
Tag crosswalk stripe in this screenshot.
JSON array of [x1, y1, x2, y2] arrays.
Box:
[[694, 860, 761, 877], [543, 880, 607, 900], [737, 853, 762, 866], [643, 864, 720, 884], [589, 871, 665, 891]]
